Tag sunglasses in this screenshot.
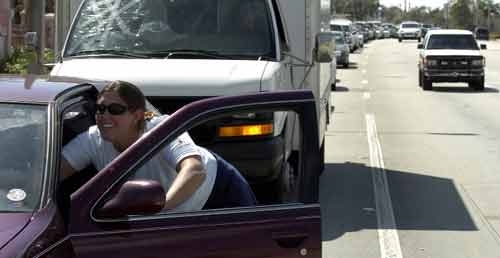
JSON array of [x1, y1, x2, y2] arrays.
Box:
[[96, 103, 129, 115]]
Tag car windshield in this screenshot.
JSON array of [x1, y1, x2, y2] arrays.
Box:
[[0, 103, 47, 212], [476, 29, 489, 35], [427, 34, 479, 50], [402, 23, 419, 28], [64, 0, 275, 59], [334, 34, 345, 44]]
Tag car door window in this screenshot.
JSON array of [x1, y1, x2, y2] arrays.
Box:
[[94, 110, 305, 219]]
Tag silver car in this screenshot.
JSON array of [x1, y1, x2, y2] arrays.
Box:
[[332, 31, 350, 68]]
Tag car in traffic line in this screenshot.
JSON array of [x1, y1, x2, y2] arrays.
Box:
[[398, 21, 422, 42], [0, 76, 322, 258], [418, 29, 487, 91], [331, 31, 350, 68], [474, 27, 490, 41], [331, 18, 356, 52]]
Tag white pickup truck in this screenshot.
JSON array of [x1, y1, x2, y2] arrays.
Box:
[[418, 29, 487, 91], [50, 0, 335, 203]]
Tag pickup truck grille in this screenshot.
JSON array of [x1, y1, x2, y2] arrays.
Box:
[[429, 56, 479, 70]]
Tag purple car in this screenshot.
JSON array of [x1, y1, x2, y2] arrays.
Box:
[[0, 76, 322, 258]]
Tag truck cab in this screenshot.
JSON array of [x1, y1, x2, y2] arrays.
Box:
[[50, 0, 335, 203]]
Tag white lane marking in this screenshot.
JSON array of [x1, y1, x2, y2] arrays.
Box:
[[363, 92, 371, 99], [362, 69, 367, 74], [366, 114, 404, 258], [362, 80, 369, 84]]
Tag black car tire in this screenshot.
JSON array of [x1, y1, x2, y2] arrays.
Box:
[[423, 76, 432, 90]]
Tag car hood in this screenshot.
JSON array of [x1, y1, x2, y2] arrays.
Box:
[[424, 50, 482, 57], [51, 59, 269, 96], [0, 213, 32, 249]]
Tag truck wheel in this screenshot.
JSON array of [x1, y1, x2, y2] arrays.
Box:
[[422, 76, 432, 90], [470, 77, 485, 91], [273, 151, 300, 203], [398, 38, 402, 42], [418, 70, 422, 87], [319, 139, 325, 175]]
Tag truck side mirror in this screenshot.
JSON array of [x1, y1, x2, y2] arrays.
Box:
[[315, 32, 334, 63], [24, 32, 38, 49]]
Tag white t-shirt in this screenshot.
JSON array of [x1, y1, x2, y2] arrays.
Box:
[[62, 115, 217, 213]]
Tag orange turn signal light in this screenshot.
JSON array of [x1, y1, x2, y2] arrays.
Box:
[[218, 124, 273, 137]]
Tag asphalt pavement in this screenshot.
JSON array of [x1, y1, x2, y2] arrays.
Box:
[[321, 38, 500, 258]]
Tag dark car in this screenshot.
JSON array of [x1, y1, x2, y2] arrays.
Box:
[[474, 27, 490, 40], [421, 23, 433, 39], [0, 76, 322, 258]]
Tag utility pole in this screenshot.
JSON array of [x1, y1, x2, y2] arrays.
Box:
[[0, 0, 12, 61], [26, 0, 45, 74]]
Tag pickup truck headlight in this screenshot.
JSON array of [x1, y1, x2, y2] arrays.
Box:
[[472, 58, 485, 67], [424, 58, 438, 67], [427, 60, 438, 66]]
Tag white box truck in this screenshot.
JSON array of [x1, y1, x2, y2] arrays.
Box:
[[50, 0, 335, 203]]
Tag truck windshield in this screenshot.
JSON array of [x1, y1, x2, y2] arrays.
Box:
[[427, 35, 479, 50], [64, 0, 275, 59], [0, 103, 47, 212]]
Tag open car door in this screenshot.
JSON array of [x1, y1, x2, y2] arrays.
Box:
[[40, 90, 322, 258]]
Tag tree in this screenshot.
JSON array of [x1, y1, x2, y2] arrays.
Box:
[[477, 0, 500, 27], [334, 0, 380, 20], [384, 6, 404, 24], [450, 0, 474, 29]]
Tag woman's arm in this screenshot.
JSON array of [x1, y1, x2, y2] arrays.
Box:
[[60, 157, 77, 181], [163, 155, 207, 210]]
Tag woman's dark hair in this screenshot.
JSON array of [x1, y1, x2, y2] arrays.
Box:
[[97, 80, 147, 130]]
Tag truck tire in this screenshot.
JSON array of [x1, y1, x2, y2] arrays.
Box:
[[319, 139, 325, 175], [418, 70, 422, 87], [469, 77, 485, 91], [398, 38, 402, 42], [423, 76, 432, 90]]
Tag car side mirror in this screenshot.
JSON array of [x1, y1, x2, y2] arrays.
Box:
[[96, 180, 166, 218], [315, 32, 334, 63], [480, 44, 487, 50], [417, 44, 423, 49]]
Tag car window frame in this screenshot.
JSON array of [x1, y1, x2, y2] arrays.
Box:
[[65, 90, 320, 233]]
